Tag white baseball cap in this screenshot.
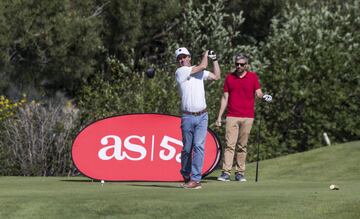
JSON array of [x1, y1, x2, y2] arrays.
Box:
[[175, 47, 191, 59]]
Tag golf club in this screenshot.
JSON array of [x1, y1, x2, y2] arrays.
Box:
[[145, 50, 216, 78], [255, 96, 272, 182], [255, 107, 261, 182], [145, 61, 178, 78]]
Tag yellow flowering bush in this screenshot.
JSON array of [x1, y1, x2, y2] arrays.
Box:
[[0, 95, 26, 120]]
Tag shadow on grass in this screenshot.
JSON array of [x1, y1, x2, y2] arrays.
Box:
[[60, 179, 94, 182], [127, 184, 182, 189], [203, 176, 218, 181], [60, 179, 214, 185], [127, 180, 212, 189]]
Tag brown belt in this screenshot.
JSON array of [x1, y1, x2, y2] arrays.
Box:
[[182, 109, 207, 116]]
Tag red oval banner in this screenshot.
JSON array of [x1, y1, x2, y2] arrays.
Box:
[[72, 114, 221, 181]]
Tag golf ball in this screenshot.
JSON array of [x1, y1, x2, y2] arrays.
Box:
[[329, 184, 339, 190], [101, 180, 104, 184]]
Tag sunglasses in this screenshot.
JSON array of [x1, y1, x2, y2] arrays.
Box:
[[236, 63, 247, 67]]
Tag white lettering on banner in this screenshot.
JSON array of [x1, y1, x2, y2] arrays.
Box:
[[98, 135, 124, 160], [98, 135, 183, 162], [151, 135, 155, 161], [124, 135, 147, 161], [98, 135, 147, 161], [159, 136, 183, 163]]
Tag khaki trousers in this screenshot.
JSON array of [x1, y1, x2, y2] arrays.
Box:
[[222, 117, 254, 175]]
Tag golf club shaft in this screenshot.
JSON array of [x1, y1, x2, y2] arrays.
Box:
[[145, 51, 212, 78], [153, 51, 208, 68], [255, 105, 261, 182]]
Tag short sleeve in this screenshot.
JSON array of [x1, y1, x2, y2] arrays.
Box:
[[203, 70, 210, 80], [175, 66, 192, 83], [224, 75, 229, 92]]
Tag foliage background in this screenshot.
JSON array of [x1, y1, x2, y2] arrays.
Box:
[[0, 0, 359, 175]]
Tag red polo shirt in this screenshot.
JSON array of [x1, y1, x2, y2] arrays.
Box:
[[224, 71, 261, 118]]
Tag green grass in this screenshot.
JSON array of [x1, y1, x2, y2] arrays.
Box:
[[1, 141, 359, 219]]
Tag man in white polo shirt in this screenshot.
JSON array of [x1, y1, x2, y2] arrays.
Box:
[[175, 47, 220, 189]]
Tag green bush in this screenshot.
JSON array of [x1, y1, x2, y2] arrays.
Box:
[[77, 0, 360, 164], [78, 55, 180, 125], [257, 1, 360, 157]]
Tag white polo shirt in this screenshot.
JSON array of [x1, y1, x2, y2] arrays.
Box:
[[175, 66, 210, 112]]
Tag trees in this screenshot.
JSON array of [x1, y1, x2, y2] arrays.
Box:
[[77, 55, 180, 125], [76, 0, 360, 162], [1, 0, 360, 175], [98, 0, 182, 69], [258, 1, 360, 156], [0, 0, 102, 97], [77, 0, 257, 126], [224, 0, 283, 42], [0, 0, 184, 98]]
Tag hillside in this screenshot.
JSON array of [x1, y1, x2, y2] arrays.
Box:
[[238, 141, 360, 182]]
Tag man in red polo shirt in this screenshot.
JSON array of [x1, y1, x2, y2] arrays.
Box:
[[215, 53, 272, 182]]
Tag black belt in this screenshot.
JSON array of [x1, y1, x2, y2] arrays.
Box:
[[182, 109, 207, 116]]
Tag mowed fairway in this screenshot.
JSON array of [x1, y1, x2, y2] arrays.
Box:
[[1, 141, 359, 219]]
